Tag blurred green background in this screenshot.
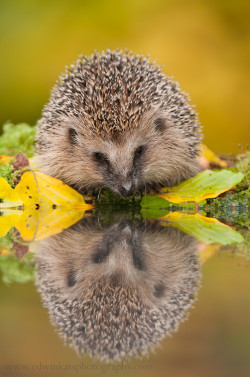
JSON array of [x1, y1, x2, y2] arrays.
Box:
[[0, 0, 249, 153]]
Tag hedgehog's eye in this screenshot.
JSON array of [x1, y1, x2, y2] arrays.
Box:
[[94, 152, 109, 164], [134, 146, 144, 161], [154, 118, 165, 133], [68, 128, 78, 145], [67, 268, 77, 287], [92, 246, 110, 263], [153, 282, 165, 298], [131, 240, 145, 270]]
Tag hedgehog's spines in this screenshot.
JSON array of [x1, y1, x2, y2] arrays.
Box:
[[36, 49, 202, 190]]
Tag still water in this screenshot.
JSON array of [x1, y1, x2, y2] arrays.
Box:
[[0, 211, 249, 377]]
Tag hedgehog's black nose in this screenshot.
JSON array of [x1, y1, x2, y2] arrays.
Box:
[[120, 183, 133, 197]]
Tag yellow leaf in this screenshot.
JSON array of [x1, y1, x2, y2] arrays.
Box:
[[15, 171, 40, 209], [0, 155, 13, 165], [1, 249, 9, 256], [199, 144, 227, 168], [15, 171, 92, 210], [34, 172, 87, 207]]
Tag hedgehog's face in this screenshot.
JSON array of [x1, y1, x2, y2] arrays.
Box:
[[59, 110, 199, 196], [37, 51, 201, 195]]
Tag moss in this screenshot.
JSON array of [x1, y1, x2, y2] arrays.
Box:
[[94, 188, 143, 211], [0, 229, 35, 284], [0, 229, 14, 250], [0, 163, 15, 187], [231, 152, 249, 196], [0, 122, 36, 157]]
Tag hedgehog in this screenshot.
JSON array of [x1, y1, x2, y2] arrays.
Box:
[[34, 217, 201, 361], [36, 50, 202, 196]]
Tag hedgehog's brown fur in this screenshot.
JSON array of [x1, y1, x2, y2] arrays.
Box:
[[35, 219, 201, 361], [36, 50, 202, 196]]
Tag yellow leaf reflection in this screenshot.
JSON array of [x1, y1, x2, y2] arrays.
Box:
[[0, 209, 22, 237], [15, 208, 40, 241], [159, 212, 243, 245], [197, 244, 221, 264], [15, 207, 88, 241]]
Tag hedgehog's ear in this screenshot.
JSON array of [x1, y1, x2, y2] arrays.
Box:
[[153, 118, 166, 133]]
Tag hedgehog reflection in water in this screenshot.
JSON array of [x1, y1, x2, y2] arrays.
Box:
[[35, 218, 201, 361], [36, 50, 202, 196]]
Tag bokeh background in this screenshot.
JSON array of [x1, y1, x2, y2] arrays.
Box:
[[0, 0, 249, 153]]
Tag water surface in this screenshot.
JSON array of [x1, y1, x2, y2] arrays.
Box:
[[0, 212, 249, 377]]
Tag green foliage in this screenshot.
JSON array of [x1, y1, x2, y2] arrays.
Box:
[[0, 253, 34, 284], [0, 230, 13, 249], [207, 153, 249, 216], [0, 230, 34, 284], [0, 163, 15, 187], [234, 152, 250, 198], [0, 122, 36, 157]]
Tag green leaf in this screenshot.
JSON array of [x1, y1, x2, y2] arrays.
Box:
[[158, 170, 244, 203]]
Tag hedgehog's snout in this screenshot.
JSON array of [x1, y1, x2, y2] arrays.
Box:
[[119, 181, 134, 197]]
